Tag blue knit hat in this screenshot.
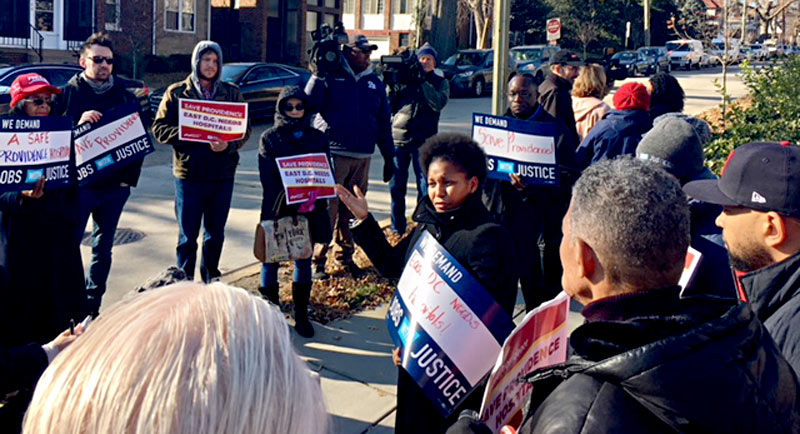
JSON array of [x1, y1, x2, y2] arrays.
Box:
[[417, 42, 438, 64]]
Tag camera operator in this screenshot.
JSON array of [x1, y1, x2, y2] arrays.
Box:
[[386, 43, 449, 235], [305, 34, 394, 279]]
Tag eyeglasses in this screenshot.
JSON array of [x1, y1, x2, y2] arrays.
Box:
[[89, 56, 114, 65], [283, 103, 305, 112], [23, 97, 54, 107]]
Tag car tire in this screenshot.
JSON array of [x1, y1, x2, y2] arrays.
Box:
[[473, 78, 485, 98]]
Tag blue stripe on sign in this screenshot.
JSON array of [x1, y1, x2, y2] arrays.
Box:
[[414, 231, 515, 344], [95, 154, 115, 170], [498, 160, 515, 174], [25, 169, 44, 183]]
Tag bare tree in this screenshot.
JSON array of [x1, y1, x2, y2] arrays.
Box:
[[460, 0, 493, 48], [574, 21, 603, 58]]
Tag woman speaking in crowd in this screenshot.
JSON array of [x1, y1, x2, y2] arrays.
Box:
[[0, 73, 86, 431], [257, 86, 331, 338], [335, 133, 517, 433]]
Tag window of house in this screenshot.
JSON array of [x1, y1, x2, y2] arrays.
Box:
[[392, 0, 414, 14], [306, 11, 319, 33], [362, 0, 384, 14], [342, 0, 354, 13], [324, 0, 337, 7], [323, 13, 336, 26], [166, 0, 195, 32], [105, 0, 121, 31], [35, 0, 55, 32]]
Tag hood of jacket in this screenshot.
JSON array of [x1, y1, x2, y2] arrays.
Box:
[[603, 107, 651, 127], [191, 41, 223, 96], [412, 193, 492, 240], [739, 251, 800, 322], [273, 85, 310, 128], [572, 96, 609, 123]]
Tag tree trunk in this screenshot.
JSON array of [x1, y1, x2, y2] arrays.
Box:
[[429, 0, 458, 60]]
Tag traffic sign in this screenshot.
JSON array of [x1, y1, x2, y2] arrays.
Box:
[[547, 18, 561, 41]]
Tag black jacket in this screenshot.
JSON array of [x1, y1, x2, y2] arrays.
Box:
[[390, 69, 449, 147], [521, 287, 800, 433], [683, 198, 736, 300], [739, 252, 800, 374], [537, 73, 579, 148], [258, 86, 332, 246], [352, 194, 518, 433], [53, 73, 144, 187]]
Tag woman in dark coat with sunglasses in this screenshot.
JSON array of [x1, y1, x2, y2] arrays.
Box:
[[0, 73, 86, 431], [257, 86, 332, 338]]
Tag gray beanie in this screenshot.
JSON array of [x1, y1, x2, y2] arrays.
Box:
[[636, 114, 712, 181]]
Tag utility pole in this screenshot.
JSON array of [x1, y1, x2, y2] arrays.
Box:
[[644, 0, 651, 47], [492, 0, 510, 116], [741, 0, 747, 44]]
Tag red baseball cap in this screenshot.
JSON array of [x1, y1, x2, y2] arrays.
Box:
[[613, 82, 650, 111], [10, 73, 61, 108]]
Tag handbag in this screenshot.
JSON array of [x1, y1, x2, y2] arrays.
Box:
[[254, 215, 312, 263]]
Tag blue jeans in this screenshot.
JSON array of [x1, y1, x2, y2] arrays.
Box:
[[77, 185, 131, 313], [389, 145, 427, 234], [260, 258, 312, 287], [175, 178, 234, 282]]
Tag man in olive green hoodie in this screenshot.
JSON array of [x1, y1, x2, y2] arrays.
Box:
[[152, 41, 251, 282]]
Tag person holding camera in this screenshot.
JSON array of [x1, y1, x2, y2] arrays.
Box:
[[387, 43, 449, 235], [305, 34, 395, 279]]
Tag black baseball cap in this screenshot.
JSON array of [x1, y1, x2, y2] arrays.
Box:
[[347, 35, 378, 51], [683, 141, 800, 217], [550, 50, 582, 66]]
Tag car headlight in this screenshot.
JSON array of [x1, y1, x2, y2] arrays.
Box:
[[458, 70, 474, 77], [522, 64, 535, 71]]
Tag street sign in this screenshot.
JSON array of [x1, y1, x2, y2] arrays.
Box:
[[546, 18, 561, 42]]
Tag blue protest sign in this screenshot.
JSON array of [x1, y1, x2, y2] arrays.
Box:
[[0, 116, 73, 192], [73, 102, 154, 186], [386, 231, 515, 416], [472, 112, 560, 187]]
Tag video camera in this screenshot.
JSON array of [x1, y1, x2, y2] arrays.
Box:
[[380, 49, 424, 88], [309, 22, 349, 75]]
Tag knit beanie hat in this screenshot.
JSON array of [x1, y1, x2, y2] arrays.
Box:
[[636, 114, 711, 181], [417, 42, 438, 64], [613, 82, 650, 111]]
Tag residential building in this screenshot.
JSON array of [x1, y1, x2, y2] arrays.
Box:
[[342, 0, 418, 58]]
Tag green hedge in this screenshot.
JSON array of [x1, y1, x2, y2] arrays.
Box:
[[706, 57, 800, 174]]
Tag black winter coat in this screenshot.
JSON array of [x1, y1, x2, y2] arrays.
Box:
[[258, 86, 332, 246], [352, 194, 518, 434], [537, 73, 579, 148], [521, 287, 800, 433], [389, 69, 449, 147], [739, 252, 800, 374], [53, 73, 144, 187], [575, 108, 652, 170]]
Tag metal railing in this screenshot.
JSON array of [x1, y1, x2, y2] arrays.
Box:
[[29, 24, 44, 62], [0, 24, 44, 62]]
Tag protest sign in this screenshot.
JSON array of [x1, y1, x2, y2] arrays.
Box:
[[73, 102, 154, 186], [178, 98, 248, 143], [472, 112, 560, 187], [678, 246, 703, 293], [386, 231, 516, 417], [0, 116, 73, 192], [479, 292, 570, 433], [275, 153, 336, 205]]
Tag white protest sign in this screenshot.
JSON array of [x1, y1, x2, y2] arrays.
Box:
[[179, 98, 248, 143]]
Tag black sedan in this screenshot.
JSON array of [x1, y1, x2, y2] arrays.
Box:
[[609, 51, 653, 79], [149, 62, 311, 121], [0, 63, 150, 118]]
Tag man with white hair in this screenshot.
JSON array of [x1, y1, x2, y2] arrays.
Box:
[[449, 158, 800, 433]]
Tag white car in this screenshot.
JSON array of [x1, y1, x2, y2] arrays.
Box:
[[666, 39, 704, 70]]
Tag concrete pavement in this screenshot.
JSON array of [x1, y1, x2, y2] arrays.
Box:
[[86, 67, 749, 433]]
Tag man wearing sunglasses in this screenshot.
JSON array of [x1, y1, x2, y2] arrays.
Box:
[[305, 34, 395, 279], [53, 32, 144, 317]]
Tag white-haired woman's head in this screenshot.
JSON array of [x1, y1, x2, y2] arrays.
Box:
[[23, 282, 327, 434]]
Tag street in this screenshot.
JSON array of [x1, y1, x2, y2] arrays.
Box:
[[92, 65, 747, 311]]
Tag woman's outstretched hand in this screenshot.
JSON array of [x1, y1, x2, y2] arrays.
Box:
[[334, 184, 369, 221]]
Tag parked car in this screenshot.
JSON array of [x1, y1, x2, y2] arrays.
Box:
[[666, 39, 704, 70], [708, 38, 741, 64], [609, 51, 652, 78], [636, 46, 671, 73], [149, 62, 311, 121], [745, 44, 768, 61], [0, 63, 150, 119], [510, 45, 561, 83], [441, 49, 500, 97]]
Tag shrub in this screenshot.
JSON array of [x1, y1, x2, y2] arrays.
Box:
[[706, 57, 800, 173]]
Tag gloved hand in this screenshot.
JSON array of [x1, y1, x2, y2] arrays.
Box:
[[309, 49, 325, 78], [383, 160, 395, 182]]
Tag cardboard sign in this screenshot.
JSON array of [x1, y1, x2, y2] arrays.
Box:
[[73, 102, 154, 186], [178, 98, 248, 143], [480, 293, 570, 433], [0, 116, 73, 192], [472, 112, 560, 187], [275, 153, 336, 205], [386, 231, 516, 417]]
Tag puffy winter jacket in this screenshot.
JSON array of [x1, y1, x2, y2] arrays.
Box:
[[389, 69, 449, 147], [575, 108, 652, 170]]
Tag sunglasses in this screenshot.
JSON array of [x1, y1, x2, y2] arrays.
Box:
[[23, 97, 54, 107], [89, 56, 114, 65], [283, 103, 305, 112]]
